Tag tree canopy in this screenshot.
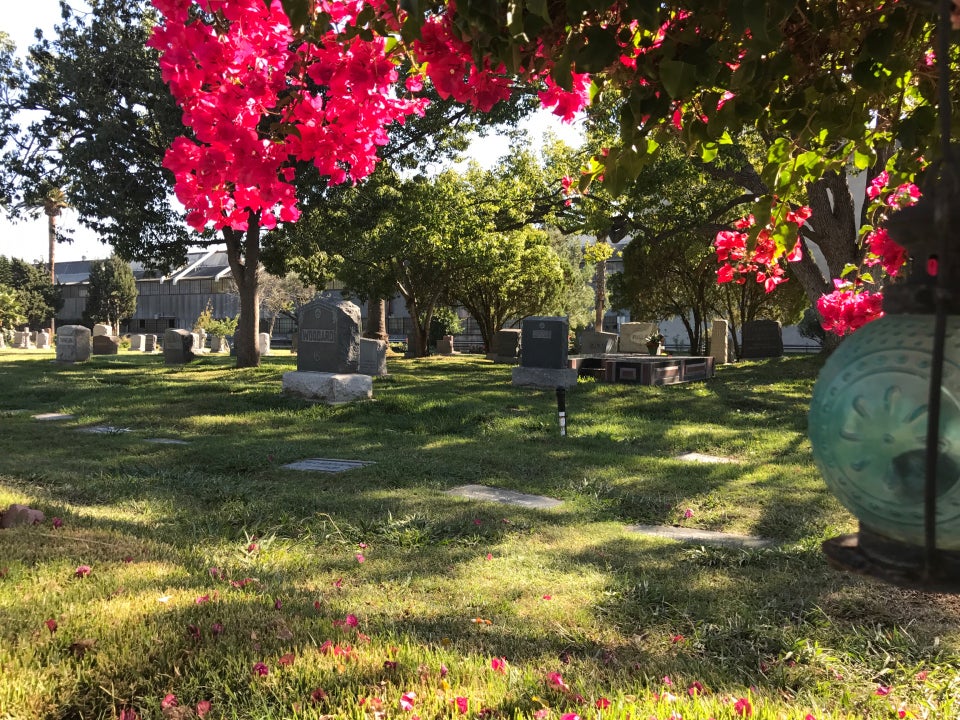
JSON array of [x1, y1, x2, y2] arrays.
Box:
[[83, 255, 139, 335]]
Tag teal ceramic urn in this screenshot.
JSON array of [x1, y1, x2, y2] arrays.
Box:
[[809, 313, 960, 551], [810, 173, 960, 589]]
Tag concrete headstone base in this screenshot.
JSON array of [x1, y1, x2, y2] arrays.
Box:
[[282, 371, 372, 404], [511, 366, 579, 389]]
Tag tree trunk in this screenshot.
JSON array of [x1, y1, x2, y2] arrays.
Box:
[[223, 218, 262, 368], [364, 298, 389, 342], [594, 259, 606, 329], [47, 211, 57, 334]]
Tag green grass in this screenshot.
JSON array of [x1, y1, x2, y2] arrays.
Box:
[[0, 349, 957, 719]]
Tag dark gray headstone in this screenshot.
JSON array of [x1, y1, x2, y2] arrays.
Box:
[[297, 298, 361, 373], [163, 329, 196, 364], [92, 335, 120, 355], [740, 320, 783, 359], [579, 330, 619, 354], [358, 338, 388, 376], [144, 334, 157, 352], [56, 325, 92, 363], [521, 316, 568, 369], [491, 329, 521, 363]]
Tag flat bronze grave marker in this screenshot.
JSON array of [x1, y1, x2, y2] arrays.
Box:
[[33, 413, 75, 421], [626, 524, 773, 549], [283, 458, 375, 473], [446, 484, 562, 510]]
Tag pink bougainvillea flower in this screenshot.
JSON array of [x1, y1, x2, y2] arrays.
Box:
[[491, 657, 507, 673], [688, 681, 704, 696], [662, 676, 673, 687], [356, 554, 366, 563], [440, 664, 449, 677], [454, 697, 469, 714], [211, 622, 224, 636], [278, 652, 295, 666], [542, 594, 552, 600], [671, 634, 685, 643], [560, 714, 581, 720], [118, 708, 140, 720], [75, 565, 91, 578], [400, 691, 416, 711], [533, 710, 550, 720], [252, 661, 269, 676], [915, 670, 929, 682], [52, 517, 63, 529], [333, 578, 343, 589], [405, 75, 424, 93], [485, 553, 493, 561], [547, 671, 569, 692], [358, 542, 368, 549], [733, 697, 752, 716], [595, 697, 611, 709], [805, 715, 817, 720], [196, 700, 211, 718], [875, 685, 891, 696], [246, 542, 259, 553], [195, 594, 210, 604], [310, 688, 328, 704], [345, 614, 359, 627], [161, 694, 178, 709], [785, 206, 812, 225]]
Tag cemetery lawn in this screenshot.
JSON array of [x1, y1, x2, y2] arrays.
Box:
[[0, 350, 958, 720]]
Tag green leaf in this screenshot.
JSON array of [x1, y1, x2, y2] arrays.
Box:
[[840, 263, 859, 278], [658, 60, 698, 99], [280, 0, 311, 29], [700, 142, 719, 163], [527, 0, 550, 22], [853, 147, 875, 171]]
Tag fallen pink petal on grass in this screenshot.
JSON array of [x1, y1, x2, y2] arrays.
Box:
[[278, 652, 295, 666], [161, 694, 177, 709], [733, 697, 752, 716], [195, 594, 210, 604], [252, 661, 269, 676], [45, 618, 57, 633], [688, 681, 704, 696], [491, 657, 506, 673], [595, 697, 611, 709], [876, 685, 892, 696], [195, 700, 211, 718], [400, 691, 416, 711], [560, 714, 581, 720], [211, 622, 224, 636], [118, 708, 140, 720], [356, 554, 365, 563], [310, 688, 328, 704], [542, 594, 552, 600], [454, 697, 469, 714], [74, 565, 91, 578], [274, 598, 283, 610], [52, 517, 63, 529], [547, 671, 569, 692], [533, 710, 550, 720]]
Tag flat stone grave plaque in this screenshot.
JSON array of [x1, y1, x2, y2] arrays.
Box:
[[144, 438, 191, 445], [521, 316, 568, 369], [283, 458, 375, 473], [625, 524, 774, 549], [675, 452, 735, 464], [33, 413, 74, 421], [78, 425, 131, 434], [446, 484, 562, 510]]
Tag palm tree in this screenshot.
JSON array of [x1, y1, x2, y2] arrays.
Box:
[[42, 187, 69, 333]]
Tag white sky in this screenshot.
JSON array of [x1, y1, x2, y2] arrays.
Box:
[[0, 0, 583, 264]]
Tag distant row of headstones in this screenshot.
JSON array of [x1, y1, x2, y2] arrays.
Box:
[[484, 317, 784, 366]]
